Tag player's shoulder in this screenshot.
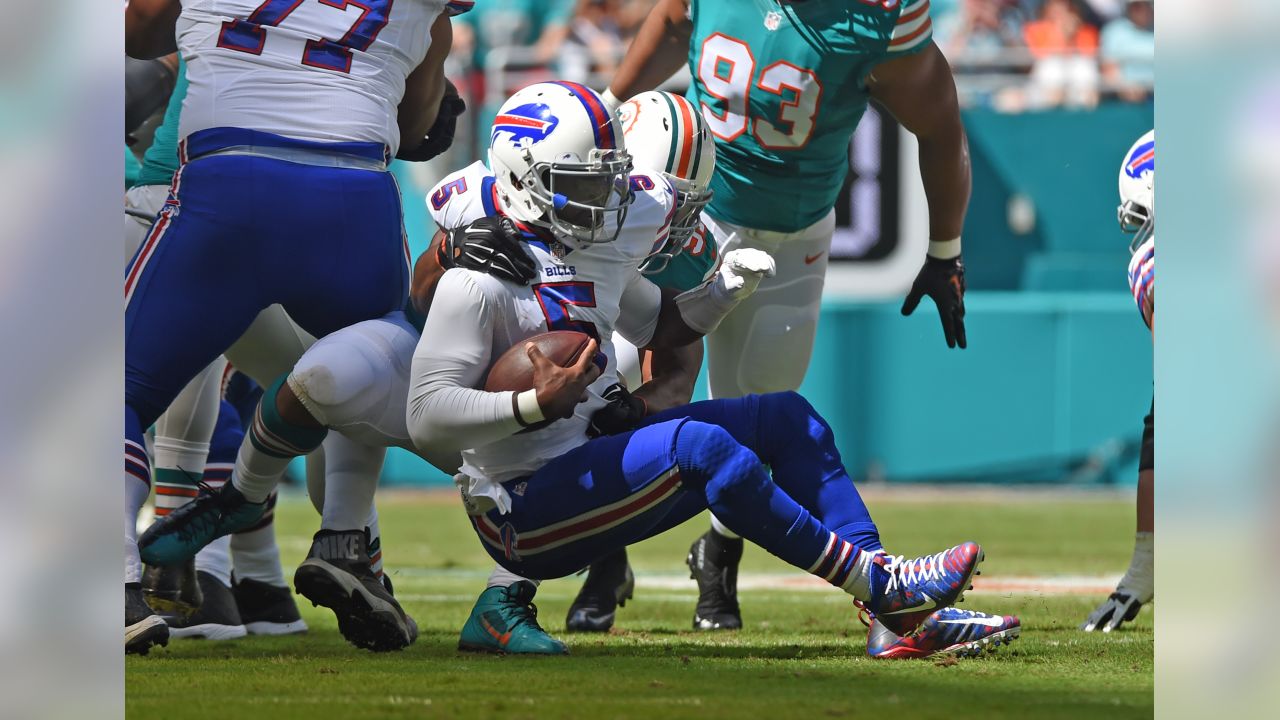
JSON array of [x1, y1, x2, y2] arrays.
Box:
[[887, 0, 934, 56], [625, 168, 677, 232], [427, 162, 499, 231]]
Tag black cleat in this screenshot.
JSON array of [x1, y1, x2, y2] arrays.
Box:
[[233, 577, 308, 636], [566, 548, 635, 632], [687, 530, 743, 631], [294, 529, 417, 652], [165, 571, 247, 640], [142, 558, 203, 620], [126, 582, 170, 655]]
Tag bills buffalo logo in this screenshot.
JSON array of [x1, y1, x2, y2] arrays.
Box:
[[492, 103, 560, 148], [1125, 141, 1155, 179], [499, 522, 521, 562]]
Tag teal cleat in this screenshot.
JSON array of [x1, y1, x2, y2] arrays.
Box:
[[458, 581, 568, 655], [139, 484, 267, 567]]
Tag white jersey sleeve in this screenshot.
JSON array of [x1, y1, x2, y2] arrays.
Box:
[[177, 0, 454, 152], [615, 272, 663, 348], [407, 269, 524, 456], [426, 162, 498, 231], [888, 0, 933, 56]]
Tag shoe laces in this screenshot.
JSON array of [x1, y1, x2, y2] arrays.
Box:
[[853, 600, 872, 629], [169, 482, 223, 543], [501, 593, 546, 633], [880, 550, 947, 594]]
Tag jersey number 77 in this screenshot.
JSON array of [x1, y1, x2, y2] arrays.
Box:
[[697, 33, 822, 149], [218, 0, 393, 74]]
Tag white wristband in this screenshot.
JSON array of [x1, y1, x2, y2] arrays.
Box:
[[928, 237, 962, 259], [514, 389, 545, 426], [673, 279, 740, 336], [601, 88, 623, 114]]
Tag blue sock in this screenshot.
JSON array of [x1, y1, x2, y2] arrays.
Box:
[[674, 420, 868, 595]]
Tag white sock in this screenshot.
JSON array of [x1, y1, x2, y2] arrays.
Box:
[[125, 475, 150, 584], [486, 565, 538, 589], [231, 441, 291, 504], [710, 514, 740, 540], [1118, 531, 1154, 602], [365, 504, 383, 578], [230, 495, 287, 587], [196, 536, 233, 587]]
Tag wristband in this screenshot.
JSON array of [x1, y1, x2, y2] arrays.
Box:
[[601, 88, 623, 114], [512, 389, 545, 427], [927, 237, 962, 259]]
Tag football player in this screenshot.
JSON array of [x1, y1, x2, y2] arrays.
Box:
[[594, 0, 975, 634], [1082, 129, 1155, 633], [408, 82, 989, 649], [123, 0, 467, 655], [124, 44, 308, 643]]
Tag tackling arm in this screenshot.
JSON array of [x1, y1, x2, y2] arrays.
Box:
[[633, 341, 704, 414], [604, 0, 692, 106], [125, 0, 181, 59]]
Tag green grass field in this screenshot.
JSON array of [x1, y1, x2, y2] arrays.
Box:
[[126, 488, 1153, 719]]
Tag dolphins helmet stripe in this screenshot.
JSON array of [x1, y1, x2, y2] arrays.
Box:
[[676, 95, 701, 180], [550, 80, 616, 150]]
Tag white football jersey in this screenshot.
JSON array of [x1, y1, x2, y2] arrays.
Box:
[[177, 0, 467, 152], [421, 162, 676, 484]]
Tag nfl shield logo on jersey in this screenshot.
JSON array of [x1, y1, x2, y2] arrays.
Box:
[[764, 10, 782, 31], [492, 103, 561, 148]]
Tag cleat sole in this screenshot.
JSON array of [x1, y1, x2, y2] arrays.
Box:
[[295, 560, 413, 652]]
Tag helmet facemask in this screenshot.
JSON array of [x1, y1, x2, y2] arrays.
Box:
[[640, 185, 713, 275], [518, 147, 633, 248], [1118, 200, 1153, 254]]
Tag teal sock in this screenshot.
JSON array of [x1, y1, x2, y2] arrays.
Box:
[[233, 374, 327, 503]]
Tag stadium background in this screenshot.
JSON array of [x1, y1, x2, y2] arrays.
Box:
[[268, 0, 1154, 488]]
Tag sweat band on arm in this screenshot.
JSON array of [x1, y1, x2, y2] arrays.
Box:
[[928, 237, 962, 259]]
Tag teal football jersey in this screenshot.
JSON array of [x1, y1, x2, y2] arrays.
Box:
[[647, 222, 719, 292], [686, 0, 933, 232], [135, 57, 188, 189]]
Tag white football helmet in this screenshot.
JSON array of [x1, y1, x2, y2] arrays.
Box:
[[488, 81, 633, 248], [618, 91, 717, 274], [1118, 129, 1155, 252]]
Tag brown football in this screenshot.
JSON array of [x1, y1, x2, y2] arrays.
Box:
[[483, 330, 600, 393]]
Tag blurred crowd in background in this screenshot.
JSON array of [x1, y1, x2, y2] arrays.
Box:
[[444, 0, 1153, 160]]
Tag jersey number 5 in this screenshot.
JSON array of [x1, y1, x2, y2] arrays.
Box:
[[697, 33, 822, 150], [218, 0, 393, 74], [534, 282, 599, 340]]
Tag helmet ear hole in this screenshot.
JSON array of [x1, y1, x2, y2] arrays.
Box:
[[509, 172, 524, 191]]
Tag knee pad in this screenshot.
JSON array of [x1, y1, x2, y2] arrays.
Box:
[[709, 293, 821, 397], [674, 421, 763, 505], [287, 335, 383, 427]]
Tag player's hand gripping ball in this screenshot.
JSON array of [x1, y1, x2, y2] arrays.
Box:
[[484, 331, 607, 422], [902, 255, 968, 349]]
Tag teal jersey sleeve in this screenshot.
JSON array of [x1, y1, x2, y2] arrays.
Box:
[[646, 225, 719, 293], [687, 0, 932, 233], [125, 147, 142, 190], [135, 57, 187, 189]]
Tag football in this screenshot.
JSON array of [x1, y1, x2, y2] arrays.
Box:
[[483, 330, 603, 393]]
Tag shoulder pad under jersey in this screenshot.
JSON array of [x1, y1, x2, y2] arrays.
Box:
[[426, 162, 500, 232]]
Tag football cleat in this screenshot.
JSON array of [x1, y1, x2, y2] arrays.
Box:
[[293, 529, 417, 652], [1081, 589, 1148, 632], [142, 558, 203, 619], [233, 577, 308, 636], [566, 548, 635, 632], [862, 603, 1020, 659], [165, 571, 248, 640], [139, 483, 267, 567], [126, 582, 170, 656], [459, 581, 568, 655], [865, 542, 983, 636], [687, 530, 743, 631]]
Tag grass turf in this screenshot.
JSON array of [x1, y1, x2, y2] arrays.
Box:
[[126, 488, 1153, 719]]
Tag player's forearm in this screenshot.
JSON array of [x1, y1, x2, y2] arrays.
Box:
[[125, 0, 181, 59], [917, 116, 971, 250], [398, 16, 453, 148], [633, 341, 703, 414], [405, 381, 525, 458], [606, 0, 692, 102], [408, 231, 450, 321]]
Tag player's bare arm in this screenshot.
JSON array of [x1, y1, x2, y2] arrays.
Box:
[[605, 0, 691, 104], [125, 0, 181, 59], [397, 14, 455, 157], [868, 42, 971, 349], [633, 341, 704, 415]]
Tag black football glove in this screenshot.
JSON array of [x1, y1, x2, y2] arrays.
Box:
[[901, 254, 967, 349], [446, 216, 539, 285], [588, 384, 648, 438], [396, 88, 466, 163], [1080, 590, 1146, 632]]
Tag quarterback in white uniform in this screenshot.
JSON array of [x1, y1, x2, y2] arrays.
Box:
[[411, 82, 990, 656]]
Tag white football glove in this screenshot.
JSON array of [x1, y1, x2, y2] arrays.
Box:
[[713, 248, 777, 302]]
